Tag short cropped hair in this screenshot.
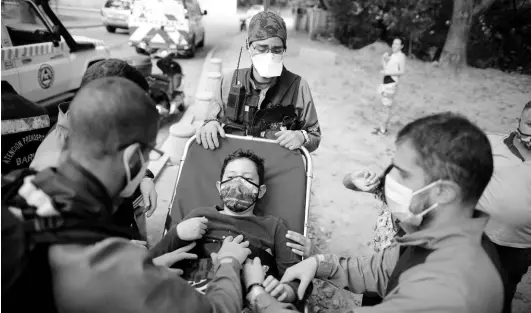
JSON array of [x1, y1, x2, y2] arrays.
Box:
[[220, 149, 266, 185], [523, 101, 531, 112], [396, 112, 493, 205], [68, 77, 158, 158], [80, 59, 149, 92]]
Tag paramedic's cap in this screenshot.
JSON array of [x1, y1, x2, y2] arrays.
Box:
[[248, 11, 287, 47], [80, 59, 149, 92]]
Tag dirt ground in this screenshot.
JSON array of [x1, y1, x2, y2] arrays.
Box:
[[158, 15, 531, 312], [278, 33, 531, 313]]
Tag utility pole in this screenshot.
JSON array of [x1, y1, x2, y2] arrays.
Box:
[[264, 0, 270, 12]]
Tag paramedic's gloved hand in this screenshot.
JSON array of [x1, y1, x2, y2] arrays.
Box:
[[176, 217, 208, 241], [196, 120, 226, 150], [286, 230, 321, 258], [343, 169, 379, 192], [152, 242, 198, 272], [243, 257, 266, 290], [263, 275, 296, 303], [281, 256, 318, 300], [275, 130, 305, 150], [211, 235, 251, 265], [139, 178, 158, 217]]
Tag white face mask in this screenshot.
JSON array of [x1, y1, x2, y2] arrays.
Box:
[[120, 144, 149, 198], [250, 52, 283, 78], [384, 174, 440, 230]]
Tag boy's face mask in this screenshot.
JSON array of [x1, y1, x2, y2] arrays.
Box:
[[384, 174, 440, 232], [219, 176, 260, 213]]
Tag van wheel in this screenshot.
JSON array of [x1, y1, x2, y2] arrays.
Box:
[[187, 37, 196, 58], [106, 26, 116, 33], [197, 34, 205, 48]]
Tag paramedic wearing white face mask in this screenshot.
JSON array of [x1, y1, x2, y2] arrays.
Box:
[[196, 11, 321, 153], [280, 113, 504, 313]]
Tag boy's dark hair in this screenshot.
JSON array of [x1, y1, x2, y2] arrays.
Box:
[[523, 100, 531, 112], [396, 112, 493, 206], [80, 59, 149, 92], [220, 149, 265, 185]]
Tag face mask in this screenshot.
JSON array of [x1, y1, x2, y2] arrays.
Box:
[[219, 176, 260, 213], [516, 127, 531, 150], [250, 52, 283, 78], [120, 144, 149, 198], [384, 174, 439, 231]]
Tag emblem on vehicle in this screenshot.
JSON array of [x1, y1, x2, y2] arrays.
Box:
[[38, 64, 54, 89]]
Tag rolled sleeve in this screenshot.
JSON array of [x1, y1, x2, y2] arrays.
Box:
[[314, 247, 400, 296]]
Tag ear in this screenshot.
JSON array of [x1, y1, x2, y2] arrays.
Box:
[[433, 181, 459, 205], [258, 184, 267, 199], [216, 181, 221, 193]]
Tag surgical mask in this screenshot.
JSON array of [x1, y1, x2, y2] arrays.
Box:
[[384, 174, 439, 231], [120, 144, 149, 198], [250, 52, 283, 78], [219, 176, 260, 213], [516, 127, 531, 150]]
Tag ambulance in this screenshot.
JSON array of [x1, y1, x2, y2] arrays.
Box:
[[1, 0, 110, 114], [128, 0, 206, 58]]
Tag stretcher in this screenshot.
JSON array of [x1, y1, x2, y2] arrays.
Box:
[[166, 134, 313, 312]]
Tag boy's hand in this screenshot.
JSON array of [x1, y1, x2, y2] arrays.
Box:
[[176, 217, 208, 241], [286, 231, 320, 258], [263, 275, 296, 303]]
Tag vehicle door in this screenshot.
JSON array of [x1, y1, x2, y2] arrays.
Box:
[[2, 0, 72, 104], [1, 21, 21, 93]]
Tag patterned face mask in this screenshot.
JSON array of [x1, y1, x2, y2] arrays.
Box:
[[516, 127, 531, 150], [219, 177, 260, 213]]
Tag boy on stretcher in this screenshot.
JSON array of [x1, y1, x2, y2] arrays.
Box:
[[149, 149, 302, 304]]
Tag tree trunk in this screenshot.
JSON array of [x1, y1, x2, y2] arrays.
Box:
[[439, 0, 497, 75]]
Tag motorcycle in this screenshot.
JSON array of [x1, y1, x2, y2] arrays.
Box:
[[146, 53, 185, 117]]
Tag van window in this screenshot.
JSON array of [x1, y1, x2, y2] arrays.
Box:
[[104, 0, 131, 10], [1, 0, 54, 47]]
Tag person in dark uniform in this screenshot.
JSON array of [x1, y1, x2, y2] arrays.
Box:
[[196, 11, 321, 152], [1, 81, 51, 175], [29, 59, 158, 241]]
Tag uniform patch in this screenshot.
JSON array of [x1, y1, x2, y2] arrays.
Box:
[[38, 64, 54, 89]]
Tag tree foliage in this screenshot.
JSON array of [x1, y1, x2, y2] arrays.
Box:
[[324, 0, 530, 73]]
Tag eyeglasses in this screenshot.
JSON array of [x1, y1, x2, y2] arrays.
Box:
[[251, 44, 285, 55]]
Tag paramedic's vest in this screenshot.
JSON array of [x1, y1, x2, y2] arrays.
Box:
[[223, 67, 302, 137], [1, 93, 51, 174]]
